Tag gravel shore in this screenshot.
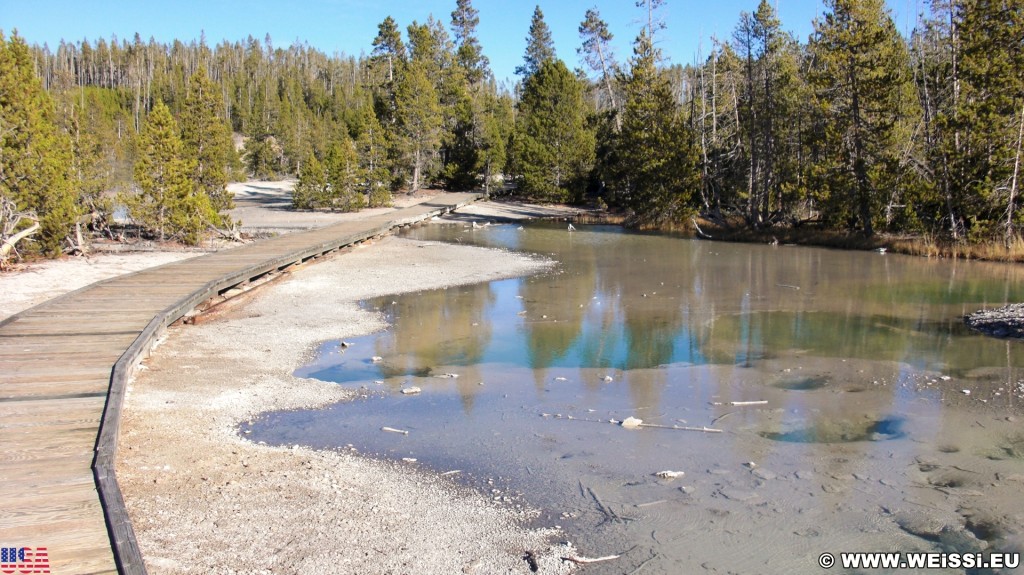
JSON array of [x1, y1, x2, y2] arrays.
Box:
[[116, 236, 576, 574]]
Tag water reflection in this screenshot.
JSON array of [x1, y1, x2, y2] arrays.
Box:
[[267, 223, 1024, 574]]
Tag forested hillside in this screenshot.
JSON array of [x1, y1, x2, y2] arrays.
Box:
[[2, 0, 1022, 264]]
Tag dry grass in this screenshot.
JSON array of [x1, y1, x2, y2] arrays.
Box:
[[887, 234, 1024, 262], [606, 214, 1024, 263]]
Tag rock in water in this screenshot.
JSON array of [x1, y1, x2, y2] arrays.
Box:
[[965, 303, 1024, 339], [620, 417, 643, 429], [401, 387, 422, 395]]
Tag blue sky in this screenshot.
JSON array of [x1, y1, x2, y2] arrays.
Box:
[[5, 0, 917, 86]]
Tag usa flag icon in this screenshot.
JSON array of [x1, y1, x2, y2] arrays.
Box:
[[0, 547, 50, 574]]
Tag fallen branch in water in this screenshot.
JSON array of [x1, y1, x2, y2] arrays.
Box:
[[691, 217, 712, 239], [381, 426, 409, 435], [711, 400, 768, 406]]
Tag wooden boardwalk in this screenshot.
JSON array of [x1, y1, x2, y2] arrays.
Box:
[[0, 193, 480, 574]]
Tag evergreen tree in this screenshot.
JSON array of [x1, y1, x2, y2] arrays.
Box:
[[443, 93, 482, 190], [131, 100, 217, 244], [615, 32, 700, 225], [0, 31, 77, 257], [371, 16, 406, 85], [516, 6, 556, 78], [180, 65, 234, 215], [355, 100, 393, 207], [395, 59, 443, 191], [243, 85, 277, 179], [637, 0, 668, 41], [325, 136, 365, 211], [511, 59, 594, 202], [292, 150, 327, 210], [578, 8, 620, 125], [952, 0, 1024, 241], [732, 0, 802, 227], [479, 91, 514, 195], [913, 0, 965, 238], [444, 0, 497, 191], [451, 0, 489, 86], [22, 4, 1024, 250], [807, 0, 921, 236]]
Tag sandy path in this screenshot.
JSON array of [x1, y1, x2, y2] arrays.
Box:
[[117, 236, 576, 574], [226, 181, 439, 233]]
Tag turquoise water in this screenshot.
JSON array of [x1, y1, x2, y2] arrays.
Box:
[[249, 223, 1024, 574]]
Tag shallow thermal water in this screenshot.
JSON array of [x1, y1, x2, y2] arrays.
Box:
[[247, 223, 1024, 574]]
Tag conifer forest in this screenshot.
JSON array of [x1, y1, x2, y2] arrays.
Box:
[[2, 0, 1023, 262]]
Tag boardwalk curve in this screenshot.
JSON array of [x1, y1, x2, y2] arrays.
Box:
[[0, 193, 480, 574]]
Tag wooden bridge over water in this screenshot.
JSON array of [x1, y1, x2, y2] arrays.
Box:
[[0, 193, 480, 574]]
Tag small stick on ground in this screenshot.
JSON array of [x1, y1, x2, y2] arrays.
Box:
[[562, 554, 622, 565], [638, 423, 723, 433], [588, 486, 620, 522], [711, 400, 768, 406], [710, 411, 737, 426], [628, 553, 659, 575]]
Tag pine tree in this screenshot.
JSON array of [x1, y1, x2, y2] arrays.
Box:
[[292, 150, 327, 209], [511, 59, 594, 202], [578, 8, 620, 126], [395, 60, 443, 191], [807, 0, 921, 236], [243, 86, 277, 179], [324, 136, 365, 211], [451, 0, 489, 86], [371, 16, 406, 85], [952, 0, 1024, 241], [131, 100, 217, 244], [731, 0, 802, 227], [444, 0, 497, 191], [637, 0, 668, 41], [914, 0, 965, 238], [615, 32, 700, 225], [516, 6, 556, 78], [0, 31, 78, 257], [180, 65, 234, 215], [355, 100, 393, 206], [66, 104, 116, 239], [479, 91, 514, 195]]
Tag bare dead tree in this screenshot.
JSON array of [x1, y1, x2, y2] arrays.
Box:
[[0, 196, 41, 269]]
